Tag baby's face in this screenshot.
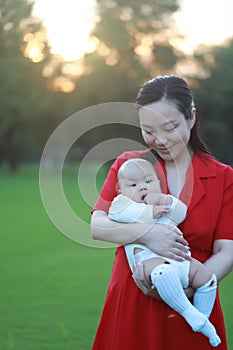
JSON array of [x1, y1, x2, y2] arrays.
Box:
[[118, 161, 161, 203]]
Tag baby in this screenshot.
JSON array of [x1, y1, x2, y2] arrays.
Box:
[[109, 158, 221, 347]]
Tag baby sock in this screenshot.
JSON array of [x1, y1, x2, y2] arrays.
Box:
[[193, 274, 217, 318], [200, 319, 221, 347], [151, 264, 221, 347]]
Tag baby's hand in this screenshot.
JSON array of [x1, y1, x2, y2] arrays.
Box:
[[145, 193, 162, 205], [153, 205, 170, 219]]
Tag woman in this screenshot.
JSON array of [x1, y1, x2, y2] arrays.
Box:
[[91, 76, 233, 349]]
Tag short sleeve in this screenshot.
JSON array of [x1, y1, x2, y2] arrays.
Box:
[[108, 194, 154, 223], [214, 165, 233, 240]]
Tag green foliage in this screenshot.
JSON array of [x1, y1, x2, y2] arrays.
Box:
[[0, 0, 59, 171], [194, 39, 233, 164], [0, 0, 232, 170], [71, 0, 180, 106], [63, 0, 182, 154], [152, 44, 177, 70]]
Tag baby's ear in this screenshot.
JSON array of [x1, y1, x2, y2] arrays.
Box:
[[116, 182, 120, 194]]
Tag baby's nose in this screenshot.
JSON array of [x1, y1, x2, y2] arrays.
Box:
[[139, 183, 147, 191]]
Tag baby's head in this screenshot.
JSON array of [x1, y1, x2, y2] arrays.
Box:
[[117, 158, 161, 203]]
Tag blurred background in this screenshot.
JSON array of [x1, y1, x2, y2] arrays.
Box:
[[0, 0, 233, 170], [0, 0, 232, 349]]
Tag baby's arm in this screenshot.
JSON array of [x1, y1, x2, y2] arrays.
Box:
[[145, 193, 172, 219], [109, 194, 154, 223], [146, 193, 172, 206], [109, 194, 172, 223]]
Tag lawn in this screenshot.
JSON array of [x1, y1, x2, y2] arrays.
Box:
[[0, 165, 232, 350]]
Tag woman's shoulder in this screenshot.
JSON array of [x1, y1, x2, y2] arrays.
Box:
[[195, 153, 233, 178]]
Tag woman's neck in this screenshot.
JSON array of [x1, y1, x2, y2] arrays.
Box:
[[165, 149, 194, 197]]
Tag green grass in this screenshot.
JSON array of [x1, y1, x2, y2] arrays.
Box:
[[0, 165, 115, 350], [0, 165, 232, 350]]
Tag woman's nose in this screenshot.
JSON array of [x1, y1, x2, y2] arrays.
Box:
[[148, 131, 167, 145], [155, 136, 167, 145]]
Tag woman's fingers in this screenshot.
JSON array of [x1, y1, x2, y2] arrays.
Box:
[[133, 262, 145, 282], [132, 263, 161, 299], [167, 249, 190, 261], [155, 238, 190, 261], [132, 265, 150, 294], [175, 233, 189, 247], [174, 241, 191, 254], [141, 224, 191, 261], [172, 234, 191, 260]]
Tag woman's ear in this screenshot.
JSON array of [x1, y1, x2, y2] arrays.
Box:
[[190, 107, 196, 129]]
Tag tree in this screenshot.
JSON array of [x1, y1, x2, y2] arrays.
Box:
[[193, 39, 233, 164], [0, 0, 57, 171], [69, 0, 180, 106], [62, 0, 182, 162]]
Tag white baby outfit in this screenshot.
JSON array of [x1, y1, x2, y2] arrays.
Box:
[[109, 194, 190, 288]]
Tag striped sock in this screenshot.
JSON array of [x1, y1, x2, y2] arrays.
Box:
[[193, 274, 217, 318], [151, 264, 221, 347]]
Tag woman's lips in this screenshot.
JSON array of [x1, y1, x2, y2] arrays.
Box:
[[156, 147, 170, 155]]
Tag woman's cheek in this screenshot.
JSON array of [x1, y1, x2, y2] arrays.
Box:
[[174, 129, 191, 146], [143, 133, 154, 146]]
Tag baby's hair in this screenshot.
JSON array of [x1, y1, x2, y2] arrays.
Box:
[[118, 158, 156, 181]]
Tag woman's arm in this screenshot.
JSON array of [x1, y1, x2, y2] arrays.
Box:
[[91, 210, 190, 261], [204, 239, 233, 281], [91, 210, 153, 244]]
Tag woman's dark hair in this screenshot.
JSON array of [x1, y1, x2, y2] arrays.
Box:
[[136, 75, 210, 155]]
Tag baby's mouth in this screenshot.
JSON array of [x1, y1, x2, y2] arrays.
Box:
[[141, 194, 146, 201]]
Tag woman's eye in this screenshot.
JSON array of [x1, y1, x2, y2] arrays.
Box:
[[144, 130, 152, 135], [165, 125, 177, 132]]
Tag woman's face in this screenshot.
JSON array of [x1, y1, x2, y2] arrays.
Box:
[[139, 100, 196, 163]]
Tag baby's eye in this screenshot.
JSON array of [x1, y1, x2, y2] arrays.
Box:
[[146, 179, 153, 184], [130, 183, 137, 187]]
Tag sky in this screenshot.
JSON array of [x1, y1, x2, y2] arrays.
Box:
[[32, 0, 233, 61], [32, 0, 97, 61], [175, 0, 233, 52]]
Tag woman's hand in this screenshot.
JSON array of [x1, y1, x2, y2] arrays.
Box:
[[139, 223, 190, 262], [132, 262, 161, 300]]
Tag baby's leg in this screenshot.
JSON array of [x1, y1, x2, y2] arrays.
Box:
[[150, 264, 220, 347], [143, 257, 169, 284], [133, 247, 166, 284], [189, 258, 217, 318], [133, 251, 220, 346], [189, 258, 213, 289]]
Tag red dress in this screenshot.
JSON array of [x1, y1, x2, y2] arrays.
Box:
[[92, 149, 233, 350]]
